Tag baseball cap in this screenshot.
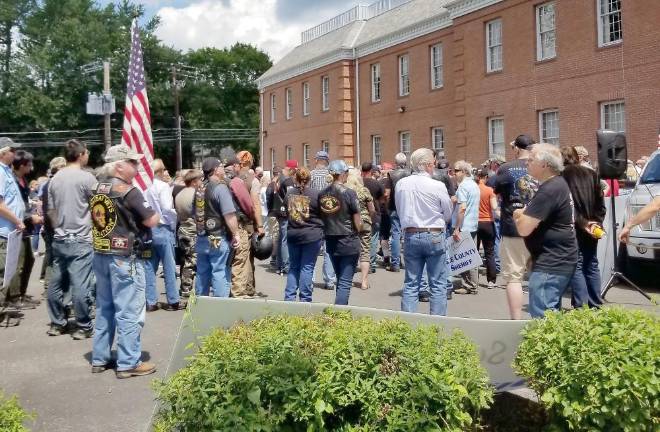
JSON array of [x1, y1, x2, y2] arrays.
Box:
[[0, 137, 21, 153], [202, 157, 221, 176], [328, 159, 349, 175], [285, 160, 298, 169], [489, 154, 506, 164], [104, 144, 142, 163], [381, 162, 394, 170], [315, 150, 329, 161], [512, 134, 535, 150]]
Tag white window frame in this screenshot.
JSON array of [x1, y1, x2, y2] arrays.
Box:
[[488, 117, 505, 156], [399, 131, 411, 156], [539, 110, 560, 145], [270, 148, 275, 169], [432, 127, 444, 153], [286, 145, 293, 161], [486, 19, 503, 73], [321, 140, 329, 155], [536, 2, 556, 61], [303, 143, 310, 167], [600, 100, 626, 132], [372, 135, 381, 165], [398, 54, 410, 96], [285, 88, 293, 120], [371, 63, 381, 102], [302, 82, 310, 116], [430, 43, 443, 89], [321, 75, 329, 111], [597, 0, 623, 47], [270, 93, 276, 123]]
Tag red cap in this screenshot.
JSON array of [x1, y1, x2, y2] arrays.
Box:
[[381, 162, 394, 170], [285, 160, 298, 169]]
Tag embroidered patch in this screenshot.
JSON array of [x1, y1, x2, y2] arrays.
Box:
[[90, 194, 117, 238], [319, 194, 341, 214], [97, 183, 112, 194], [111, 237, 129, 249], [206, 219, 217, 229]]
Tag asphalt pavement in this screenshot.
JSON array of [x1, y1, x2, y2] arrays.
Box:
[[0, 254, 657, 431]]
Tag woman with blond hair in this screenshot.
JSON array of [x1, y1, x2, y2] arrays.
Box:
[[345, 169, 375, 290], [284, 167, 325, 301]]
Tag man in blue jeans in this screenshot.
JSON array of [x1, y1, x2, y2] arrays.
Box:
[[395, 148, 453, 316], [384, 153, 410, 272], [514, 144, 577, 318], [145, 159, 184, 311], [194, 158, 240, 297]]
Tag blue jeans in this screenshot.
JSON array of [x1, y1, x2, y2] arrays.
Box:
[[389, 211, 402, 269], [401, 231, 449, 316], [322, 241, 336, 285], [444, 228, 454, 293], [528, 270, 574, 318], [277, 219, 289, 273], [494, 219, 501, 273], [285, 239, 322, 302], [31, 225, 41, 251], [326, 242, 358, 305], [92, 254, 146, 371], [570, 244, 603, 309], [369, 223, 380, 271], [195, 235, 231, 297], [145, 226, 179, 306], [46, 239, 94, 330]]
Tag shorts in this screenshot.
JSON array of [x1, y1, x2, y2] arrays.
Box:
[[500, 236, 531, 283], [359, 231, 371, 263]]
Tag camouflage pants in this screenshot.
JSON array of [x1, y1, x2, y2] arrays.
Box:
[[230, 223, 255, 298], [177, 227, 197, 295]]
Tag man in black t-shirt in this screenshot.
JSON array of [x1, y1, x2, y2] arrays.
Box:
[[361, 162, 384, 273], [492, 134, 538, 319], [514, 144, 577, 318]]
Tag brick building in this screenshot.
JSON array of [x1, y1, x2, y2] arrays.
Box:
[[257, 0, 660, 169]]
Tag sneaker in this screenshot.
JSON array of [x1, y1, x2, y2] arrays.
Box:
[[146, 304, 159, 312], [453, 287, 472, 295], [47, 324, 67, 336], [419, 291, 430, 302], [487, 281, 496, 289], [116, 362, 157, 379], [386, 266, 400, 273], [161, 301, 187, 311], [21, 295, 41, 306], [91, 361, 116, 374], [72, 328, 93, 340], [321, 283, 335, 290]]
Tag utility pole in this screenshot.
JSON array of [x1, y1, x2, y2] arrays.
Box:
[[103, 61, 111, 150], [172, 65, 182, 172]]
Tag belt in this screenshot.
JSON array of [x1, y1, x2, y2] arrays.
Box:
[[405, 227, 444, 233]]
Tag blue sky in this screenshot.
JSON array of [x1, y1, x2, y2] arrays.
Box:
[[98, 0, 356, 61]]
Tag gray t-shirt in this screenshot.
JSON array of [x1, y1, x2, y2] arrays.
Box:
[[48, 166, 97, 242]]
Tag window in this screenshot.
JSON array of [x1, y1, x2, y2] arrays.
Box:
[[285, 88, 292, 120], [303, 143, 310, 167], [486, 19, 503, 72], [321, 140, 330, 155], [601, 100, 625, 132], [539, 110, 560, 145], [270, 148, 275, 169], [597, 0, 622, 47], [286, 145, 293, 161], [321, 75, 329, 111], [399, 131, 411, 156], [430, 43, 443, 89], [488, 117, 505, 156], [270, 93, 276, 123], [372, 135, 382, 165], [371, 63, 381, 102], [536, 3, 556, 61], [302, 82, 310, 116], [398, 55, 410, 96], [432, 127, 444, 153]]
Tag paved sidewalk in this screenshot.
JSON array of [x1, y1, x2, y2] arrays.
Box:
[[1, 256, 657, 431]]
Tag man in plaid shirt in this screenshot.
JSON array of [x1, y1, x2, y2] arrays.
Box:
[[309, 151, 336, 289]]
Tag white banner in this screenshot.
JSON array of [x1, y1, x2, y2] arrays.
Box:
[[447, 235, 483, 276], [3, 230, 21, 288]]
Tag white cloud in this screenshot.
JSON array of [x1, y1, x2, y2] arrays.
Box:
[[155, 0, 308, 62]]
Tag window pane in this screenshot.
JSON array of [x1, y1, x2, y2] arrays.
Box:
[[603, 102, 625, 132], [489, 118, 504, 156], [372, 136, 381, 165], [541, 111, 560, 145]]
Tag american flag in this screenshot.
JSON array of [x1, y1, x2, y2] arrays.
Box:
[[120, 19, 154, 190]]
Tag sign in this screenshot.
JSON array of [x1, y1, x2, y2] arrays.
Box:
[[447, 235, 483, 276], [3, 230, 22, 288]]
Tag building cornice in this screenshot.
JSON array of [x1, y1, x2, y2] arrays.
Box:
[[445, 0, 503, 19]]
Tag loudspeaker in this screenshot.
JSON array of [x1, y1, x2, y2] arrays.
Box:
[[597, 130, 627, 179]]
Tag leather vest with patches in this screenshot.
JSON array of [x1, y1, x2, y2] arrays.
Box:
[[319, 183, 354, 237], [388, 167, 412, 211], [195, 179, 227, 237], [90, 179, 152, 258]]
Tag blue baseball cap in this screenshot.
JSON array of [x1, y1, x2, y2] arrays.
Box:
[[315, 150, 329, 161], [328, 159, 349, 175]]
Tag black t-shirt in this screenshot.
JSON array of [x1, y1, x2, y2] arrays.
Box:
[[321, 185, 360, 256], [493, 159, 538, 237], [363, 177, 384, 225], [523, 176, 578, 274], [125, 186, 157, 232], [285, 186, 324, 245]]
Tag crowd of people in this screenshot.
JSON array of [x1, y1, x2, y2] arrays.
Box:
[[0, 133, 656, 379]]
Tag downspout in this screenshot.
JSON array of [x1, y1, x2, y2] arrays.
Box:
[[354, 48, 361, 166], [259, 89, 264, 168]]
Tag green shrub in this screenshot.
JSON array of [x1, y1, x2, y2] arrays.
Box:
[[0, 391, 34, 432], [513, 307, 660, 431], [154, 309, 493, 431]]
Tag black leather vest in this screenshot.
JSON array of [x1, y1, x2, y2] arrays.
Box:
[[90, 179, 152, 258], [319, 183, 355, 236], [388, 167, 411, 211], [195, 179, 227, 237]]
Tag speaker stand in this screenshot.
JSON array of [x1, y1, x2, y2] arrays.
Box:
[[600, 192, 652, 302]]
